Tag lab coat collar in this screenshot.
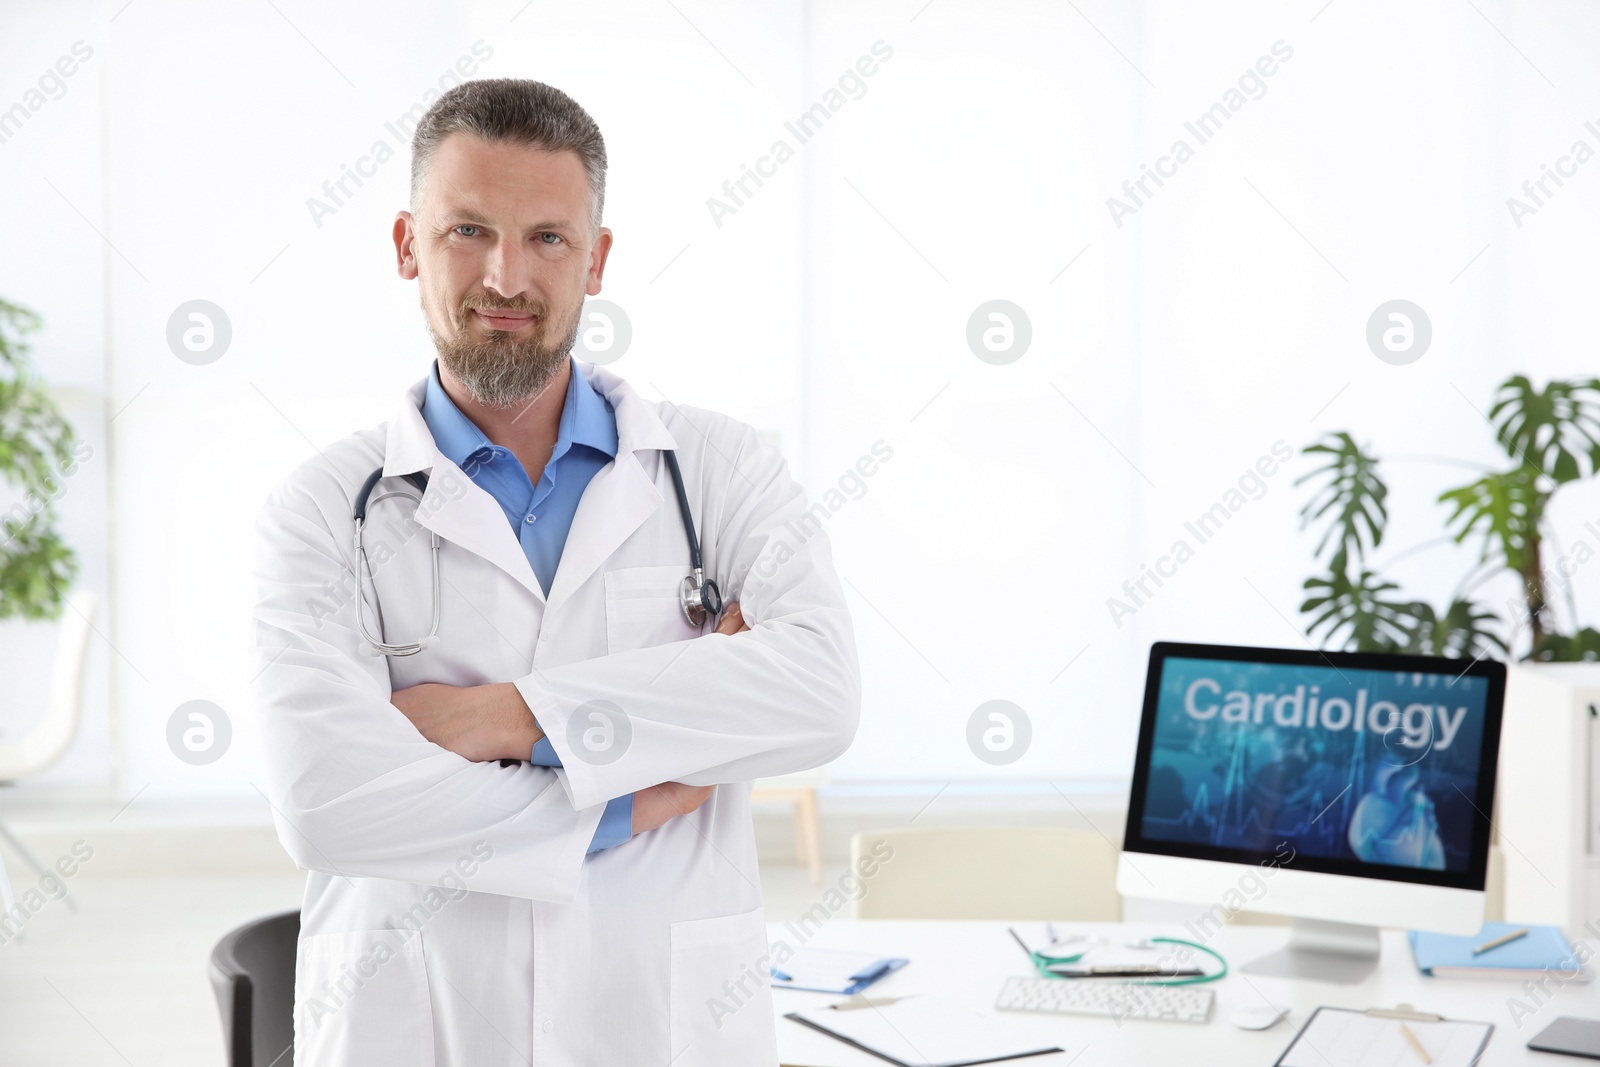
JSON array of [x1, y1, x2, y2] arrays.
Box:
[[544, 360, 678, 613], [576, 359, 677, 454], [381, 357, 678, 609]]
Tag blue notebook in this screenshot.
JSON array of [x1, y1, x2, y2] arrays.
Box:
[[1409, 923, 1589, 979]]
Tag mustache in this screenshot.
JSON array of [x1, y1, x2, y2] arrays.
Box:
[[462, 299, 543, 317]]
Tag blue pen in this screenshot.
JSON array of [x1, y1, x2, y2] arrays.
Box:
[[849, 961, 894, 985], [773, 957, 905, 990]]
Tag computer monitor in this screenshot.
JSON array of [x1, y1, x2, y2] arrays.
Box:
[[1116, 641, 1506, 984]]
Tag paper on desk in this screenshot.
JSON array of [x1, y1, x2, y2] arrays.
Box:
[[1276, 1007, 1493, 1067], [787, 995, 1062, 1067]]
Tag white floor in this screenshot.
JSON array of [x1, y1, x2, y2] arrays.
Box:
[[0, 863, 844, 1066]]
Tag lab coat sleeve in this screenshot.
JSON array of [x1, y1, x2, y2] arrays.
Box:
[[250, 462, 604, 903], [516, 424, 862, 811]]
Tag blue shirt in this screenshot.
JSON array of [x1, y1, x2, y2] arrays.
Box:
[[422, 358, 632, 853]]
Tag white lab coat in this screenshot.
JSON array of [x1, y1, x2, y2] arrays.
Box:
[[249, 360, 861, 1066]]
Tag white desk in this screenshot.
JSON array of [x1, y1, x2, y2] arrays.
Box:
[[769, 920, 1592, 1066]]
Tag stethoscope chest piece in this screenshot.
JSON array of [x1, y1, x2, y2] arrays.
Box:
[[680, 568, 722, 628]]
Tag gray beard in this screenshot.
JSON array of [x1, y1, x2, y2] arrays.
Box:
[[428, 304, 582, 409]]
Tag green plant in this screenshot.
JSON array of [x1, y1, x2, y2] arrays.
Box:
[[1296, 375, 1600, 661], [0, 296, 79, 620]]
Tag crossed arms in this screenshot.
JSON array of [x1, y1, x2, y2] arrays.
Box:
[[251, 428, 860, 903], [389, 602, 752, 837]]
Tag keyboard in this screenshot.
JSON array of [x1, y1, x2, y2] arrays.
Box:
[[995, 975, 1214, 1024]]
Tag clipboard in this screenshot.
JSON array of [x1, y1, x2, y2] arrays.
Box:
[[1275, 1003, 1493, 1067], [771, 947, 910, 995], [785, 994, 1063, 1067]]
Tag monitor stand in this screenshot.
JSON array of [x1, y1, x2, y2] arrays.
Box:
[[1243, 918, 1381, 984]]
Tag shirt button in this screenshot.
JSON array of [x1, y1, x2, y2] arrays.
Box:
[[525, 513, 537, 524], [542, 1019, 554, 1033]]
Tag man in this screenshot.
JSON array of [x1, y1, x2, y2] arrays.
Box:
[[251, 78, 861, 1066]]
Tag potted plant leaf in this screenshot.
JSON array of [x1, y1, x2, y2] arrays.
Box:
[[1297, 375, 1600, 661], [1, 295, 80, 621]]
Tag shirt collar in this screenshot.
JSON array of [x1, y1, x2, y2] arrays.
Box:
[[560, 356, 619, 459], [421, 356, 618, 471], [386, 359, 672, 481]]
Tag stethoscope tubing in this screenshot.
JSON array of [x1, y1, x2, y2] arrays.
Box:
[[351, 449, 716, 657]]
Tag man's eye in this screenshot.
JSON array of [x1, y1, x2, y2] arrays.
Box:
[[538, 232, 562, 245], [454, 225, 480, 237]]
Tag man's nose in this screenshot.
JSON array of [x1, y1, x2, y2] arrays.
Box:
[[481, 235, 538, 303]]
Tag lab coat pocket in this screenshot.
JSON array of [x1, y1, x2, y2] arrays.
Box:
[[669, 905, 777, 1066], [605, 564, 702, 654], [294, 928, 435, 1067]]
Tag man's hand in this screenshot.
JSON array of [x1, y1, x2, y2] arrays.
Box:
[[714, 601, 748, 636], [632, 781, 716, 835], [391, 681, 542, 762]]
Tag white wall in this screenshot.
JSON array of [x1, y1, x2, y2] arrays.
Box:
[[803, 0, 1145, 783], [811, 0, 1600, 784], [6, 0, 1600, 804]]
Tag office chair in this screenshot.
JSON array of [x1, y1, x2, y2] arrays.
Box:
[[209, 910, 299, 1067]]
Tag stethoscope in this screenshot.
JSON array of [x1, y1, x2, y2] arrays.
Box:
[[1019, 932, 1228, 987], [350, 449, 721, 657]]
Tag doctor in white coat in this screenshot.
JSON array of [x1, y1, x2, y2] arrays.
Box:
[[250, 78, 861, 1066]]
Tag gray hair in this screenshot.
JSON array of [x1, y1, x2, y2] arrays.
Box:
[[409, 78, 607, 234]]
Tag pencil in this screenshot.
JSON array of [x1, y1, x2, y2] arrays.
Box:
[[1473, 926, 1530, 955], [1400, 1022, 1433, 1064]]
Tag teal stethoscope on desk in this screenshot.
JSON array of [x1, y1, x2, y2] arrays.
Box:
[[1011, 929, 1229, 987]]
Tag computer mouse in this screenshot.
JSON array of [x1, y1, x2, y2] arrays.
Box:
[[1230, 1005, 1286, 1031]]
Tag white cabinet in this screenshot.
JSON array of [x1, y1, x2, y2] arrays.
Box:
[[1497, 664, 1600, 927]]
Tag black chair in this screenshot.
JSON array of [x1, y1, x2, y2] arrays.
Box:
[[209, 910, 299, 1067]]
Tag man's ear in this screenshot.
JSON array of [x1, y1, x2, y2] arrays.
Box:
[[395, 212, 419, 280], [586, 227, 613, 295]]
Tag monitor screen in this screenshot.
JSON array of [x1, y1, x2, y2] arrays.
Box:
[[1123, 642, 1506, 891]]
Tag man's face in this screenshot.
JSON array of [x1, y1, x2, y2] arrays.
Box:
[[394, 133, 612, 407]]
